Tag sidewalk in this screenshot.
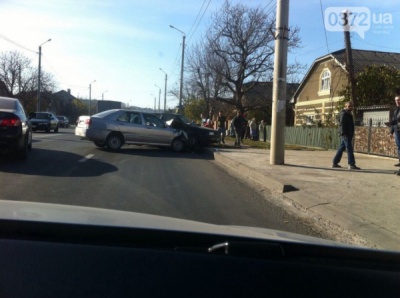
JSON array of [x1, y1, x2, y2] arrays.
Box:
[[208, 142, 400, 251]]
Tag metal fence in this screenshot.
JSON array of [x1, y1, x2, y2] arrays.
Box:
[[264, 124, 397, 158]]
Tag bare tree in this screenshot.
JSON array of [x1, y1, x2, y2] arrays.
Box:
[[202, 1, 302, 112], [186, 40, 227, 118], [0, 50, 57, 111]]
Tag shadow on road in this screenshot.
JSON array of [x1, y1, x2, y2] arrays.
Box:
[[0, 148, 118, 177]]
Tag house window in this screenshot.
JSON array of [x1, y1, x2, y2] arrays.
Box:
[[320, 70, 331, 91]]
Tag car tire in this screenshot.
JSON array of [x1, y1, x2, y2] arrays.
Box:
[[187, 134, 200, 149], [16, 136, 29, 160], [106, 133, 123, 151], [171, 137, 184, 152], [27, 131, 32, 150], [94, 141, 105, 148], [54, 126, 59, 133]]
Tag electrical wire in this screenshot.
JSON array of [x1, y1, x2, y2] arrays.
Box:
[[0, 33, 36, 54]]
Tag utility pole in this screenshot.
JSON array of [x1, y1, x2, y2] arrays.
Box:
[[170, 25, 185, 114], [37, 38, 51, 111], [343, 10, 357, 120], [270, 0, 289, 165], [160, 68, 168, 112]]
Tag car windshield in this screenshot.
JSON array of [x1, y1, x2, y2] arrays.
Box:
[[1, 0, 399, 258], [31, 113, 50, 119]]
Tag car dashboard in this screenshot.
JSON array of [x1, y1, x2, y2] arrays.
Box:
[[1, 218, 400, 297]]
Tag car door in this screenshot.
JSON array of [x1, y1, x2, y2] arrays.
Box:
[[115, 111, 144, 143], [141, 113, 175, 145]]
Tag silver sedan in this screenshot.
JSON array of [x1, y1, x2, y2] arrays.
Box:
[[85, 109, 185, 152]]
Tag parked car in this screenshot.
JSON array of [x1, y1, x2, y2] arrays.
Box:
[[154, 113, 219, 148], [85, 109, 186, 152], [29, 112, 59, 133], [0, 96, 32, 159], [57, 115, 69, 128], [75, 115, 90, 139]]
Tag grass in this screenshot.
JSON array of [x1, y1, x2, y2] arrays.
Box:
[[219, 137, 327, 151]]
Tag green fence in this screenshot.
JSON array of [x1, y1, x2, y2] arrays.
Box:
[[265, 126, 340, 150]]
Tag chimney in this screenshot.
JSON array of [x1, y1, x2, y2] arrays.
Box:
[[67, 89, 71, 94]]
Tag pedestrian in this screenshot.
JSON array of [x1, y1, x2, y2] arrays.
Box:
[[259, 120, 266, 142], [332, 101, 361, 170], [232, 110, 245, 147], [390, 93, 400, 170], [244, 120, 251, 139], [250, 118, 257, 140], [217, 111, 226, 145]]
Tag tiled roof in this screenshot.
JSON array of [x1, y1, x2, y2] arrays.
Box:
[[330, 49, 400, 73]]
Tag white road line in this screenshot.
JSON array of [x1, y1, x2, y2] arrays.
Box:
[[78, 154, 94, 163]]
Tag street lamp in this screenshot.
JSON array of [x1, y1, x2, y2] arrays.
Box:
[[102, 90, 108, 100], [89, 80, 96, 115], [159, 68, 168, 112], [37, 38, 51, 111], [169, 25, 185, 114], [151, 93, 156, 112], [155, 84, 161, 113]]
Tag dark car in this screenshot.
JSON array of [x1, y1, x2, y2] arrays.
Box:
[[29, 112, 59, 133], [0, 96, 32, 159], [155, 113, 219, 148], [57, 115, 69, 128]]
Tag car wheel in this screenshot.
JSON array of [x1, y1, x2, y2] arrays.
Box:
[[16, 136, 29, 160], [187, 134, 200, 148], [94, 141, 105, 148], [27, 130, 32, 150], [106, 133, 123, 151], [54, 126, 59, 133], [171, 137, 184, 152]]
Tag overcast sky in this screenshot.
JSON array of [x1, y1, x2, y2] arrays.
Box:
[[1, 0, 399, 109]]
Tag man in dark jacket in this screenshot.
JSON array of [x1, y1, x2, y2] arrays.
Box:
[[390, 95, 400, 167], [232, 110, 245, 147], [332, 101, 360, 170]]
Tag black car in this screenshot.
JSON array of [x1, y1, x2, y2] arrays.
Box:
[[0, 96, 32, 159], [57, 115, 69, 128], [155, 113, 219, 148], [29, 112, 59, 133]]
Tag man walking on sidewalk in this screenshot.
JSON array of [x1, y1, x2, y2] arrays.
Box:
[[390, 93, 400, 168], [332, 101, 361, 170]]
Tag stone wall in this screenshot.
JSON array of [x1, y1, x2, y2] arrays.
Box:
[[354, 126, 397, 157]]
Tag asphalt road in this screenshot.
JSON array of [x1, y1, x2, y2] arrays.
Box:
[[0, 128, 331, 240]]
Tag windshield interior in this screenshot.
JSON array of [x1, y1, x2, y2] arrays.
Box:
[[1, 0, 399, 260]]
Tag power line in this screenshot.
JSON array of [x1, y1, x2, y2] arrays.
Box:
[[0, 33, 36, 54], [187, 0, 212, 44], [319, 0, 330, 54]]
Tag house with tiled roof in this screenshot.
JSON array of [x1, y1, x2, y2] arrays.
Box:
[[292, 49, 400, 126]]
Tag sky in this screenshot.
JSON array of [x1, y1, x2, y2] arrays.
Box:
[[0, 0, 399, 110]]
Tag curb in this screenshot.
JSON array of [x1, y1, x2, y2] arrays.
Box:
[[208, 148, 379, 249]]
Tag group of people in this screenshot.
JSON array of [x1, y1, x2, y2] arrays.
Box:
[[333, 93, 400, 174], [202, 111, 267, 147], [229, 110, 266, 147]]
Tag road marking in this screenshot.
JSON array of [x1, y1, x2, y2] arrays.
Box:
[[78, 154, 94, 163]]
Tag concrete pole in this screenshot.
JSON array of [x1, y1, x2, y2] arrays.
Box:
[[163, 73, 167, 112], [270, 0, 289, 165], [178, 34, 185, 114], [160, 68, 168, 112], [37, 46, 42, 111]]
